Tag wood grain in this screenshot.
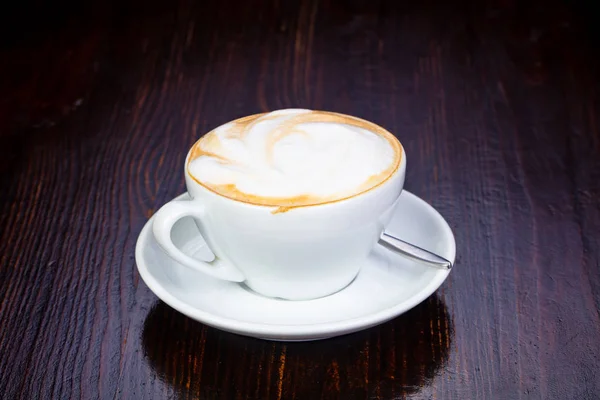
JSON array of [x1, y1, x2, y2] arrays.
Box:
[[0, 0, 599, 399]]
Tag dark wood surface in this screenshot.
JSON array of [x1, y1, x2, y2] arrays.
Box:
[[1, 0, 599, 398]]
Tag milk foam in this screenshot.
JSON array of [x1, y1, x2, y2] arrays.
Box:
[[188, 109, 400, 206]]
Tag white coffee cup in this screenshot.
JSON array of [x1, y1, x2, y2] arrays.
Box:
[[152, 111, 406, 300]]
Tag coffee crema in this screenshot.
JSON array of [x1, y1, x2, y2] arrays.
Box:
[[187, 109, 402, 211]]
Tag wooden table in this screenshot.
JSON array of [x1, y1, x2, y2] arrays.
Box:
[[1, 0, 599, 398]]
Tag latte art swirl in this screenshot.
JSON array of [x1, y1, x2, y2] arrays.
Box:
[[187, 109, 402, 210]]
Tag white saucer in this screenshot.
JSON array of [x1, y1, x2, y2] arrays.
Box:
[[135, 191, 455, 341]]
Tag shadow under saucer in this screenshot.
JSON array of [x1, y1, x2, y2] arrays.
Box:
[[141, 293, 453, 399]]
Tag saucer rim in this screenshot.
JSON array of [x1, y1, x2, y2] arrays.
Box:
[[135, 190, 455, 340]]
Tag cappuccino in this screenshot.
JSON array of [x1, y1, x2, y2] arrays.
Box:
[[187, 109, 402, 210], [153, 109, 407, 299]]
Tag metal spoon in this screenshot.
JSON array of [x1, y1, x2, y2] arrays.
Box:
[[378, 232, 453, 270]]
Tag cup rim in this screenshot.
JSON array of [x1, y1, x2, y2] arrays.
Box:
[[184, 111, 406, 213]]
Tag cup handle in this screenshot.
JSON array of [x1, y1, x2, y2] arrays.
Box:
[[152, 200, 245, 282]]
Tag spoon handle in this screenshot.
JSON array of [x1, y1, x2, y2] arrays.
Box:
[[378, 232, 453, 270]]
